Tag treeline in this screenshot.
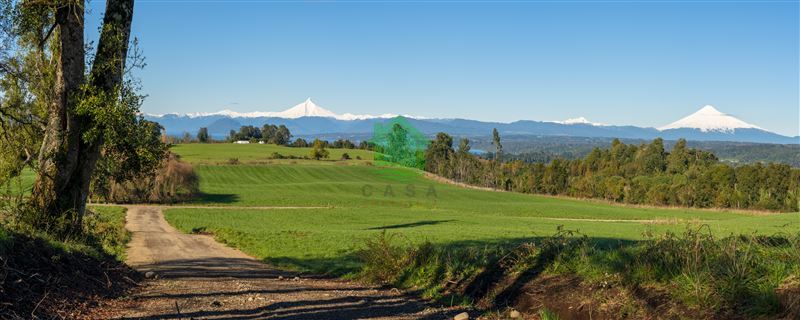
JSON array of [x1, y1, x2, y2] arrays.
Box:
[[425, 133, 800, 212], [225, 124, 292, 145], [188, 124, 378, 151], [472, 135, 800, 168]]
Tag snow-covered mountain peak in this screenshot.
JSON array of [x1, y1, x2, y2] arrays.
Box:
[[695, 105, 723, 115], [148, 98, 404, 120], [658, 105, 763, 133], [280, 98, 337, 118], [550, 117, 606, 126]]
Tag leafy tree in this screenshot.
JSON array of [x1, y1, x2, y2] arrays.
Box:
[[274, 125, 292, 145], [492, 128, 503, 162], [182, 132, 192, 144], [424, 133, 454, 177], [0, 0, 155, 236], [197, 127, 209, 143], [310, 139, 329, 160], [261, 124, 277, 143], [292, 138, 308, 148], [421, 133, 800, 212]]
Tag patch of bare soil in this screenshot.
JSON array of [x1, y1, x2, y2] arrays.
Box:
[[508, 274, 704, 320], [91, 206, 464, 319], [0, 230, 140, 319]]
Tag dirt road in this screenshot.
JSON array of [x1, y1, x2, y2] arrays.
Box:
[[102, 206, 463, 319]]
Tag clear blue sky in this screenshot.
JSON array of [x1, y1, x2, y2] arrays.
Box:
[[86, 1, 799, 136]]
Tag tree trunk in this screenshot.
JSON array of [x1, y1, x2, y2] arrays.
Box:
[[31, 3, 86, 235], [30, 0, 134, 237]]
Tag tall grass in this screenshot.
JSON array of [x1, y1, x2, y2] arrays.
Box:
[[93, 153, 199, 203], [356, 227, 800, 318]]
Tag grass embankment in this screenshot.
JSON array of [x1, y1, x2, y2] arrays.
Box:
[[0, 205, 135, 319], [359, 229, 800, 319]]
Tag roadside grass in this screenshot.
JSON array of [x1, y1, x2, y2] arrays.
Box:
[[352, 228, 800, 318], [0, 205, 134, 318], [0, 205, 129, 261], [171, 143, 375, 165], [84, 205, 131, 261]]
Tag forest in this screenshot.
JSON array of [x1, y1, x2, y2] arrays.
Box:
[[470, 135, 800, 167], [425, 134, 800, 212]]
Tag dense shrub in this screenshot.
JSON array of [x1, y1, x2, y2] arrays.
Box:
[[92, 153, 199, 203]]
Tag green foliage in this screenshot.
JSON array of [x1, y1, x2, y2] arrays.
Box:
[[426, 136, 800, 212], [310, 139, 330, 160], [425, 132, 455, 177], [227, 124, 292, 145], [352, 228, 800, 318], [538, 308, 560, 320], [291, 138, 309, 148], [197, 127, 209, 143], [492, 127, 503, 162], [356, 231, 410, 284], [1, 205, 129, 261], [82, 206, 131, 261]]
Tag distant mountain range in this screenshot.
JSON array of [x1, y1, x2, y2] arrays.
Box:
[[144, 99, 799, 145]]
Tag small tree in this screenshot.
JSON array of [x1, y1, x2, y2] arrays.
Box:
[[492, 128, 503, 162], [292, 138, 308, 148], [182, 132, 192, 144], [310, 139, 329, 160], [341, 153, 351, 160], [197, 127, 209, 143]]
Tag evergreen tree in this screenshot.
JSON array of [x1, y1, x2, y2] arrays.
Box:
[[197, 127, 209, 143]]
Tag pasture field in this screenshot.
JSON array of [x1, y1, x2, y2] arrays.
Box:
[[171, 143, 375, 164], [165, 145, 800, 274]]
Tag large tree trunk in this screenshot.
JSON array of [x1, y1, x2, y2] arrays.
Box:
[[31, 3, 86, 235], [31, 0, 134, 237]]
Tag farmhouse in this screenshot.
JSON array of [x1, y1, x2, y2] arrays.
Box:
[[234, 140, 250, 144]]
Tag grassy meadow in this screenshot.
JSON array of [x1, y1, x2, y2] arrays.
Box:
[[164, 144, 800, 275], [171, 143, 375, 164]]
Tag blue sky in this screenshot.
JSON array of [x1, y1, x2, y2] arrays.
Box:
[[86, 1, 799, 136]]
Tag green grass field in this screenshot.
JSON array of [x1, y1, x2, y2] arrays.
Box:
[[171, 143, 375, 164], [164, 144, 800, 274]]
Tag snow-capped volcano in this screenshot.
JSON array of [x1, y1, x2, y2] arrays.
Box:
[[150, 98, 400, 120], [658, 105, 764, 133], [277, 98, 338, 118]]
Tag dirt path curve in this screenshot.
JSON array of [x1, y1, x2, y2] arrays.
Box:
[[102, 206, 463, 320]]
